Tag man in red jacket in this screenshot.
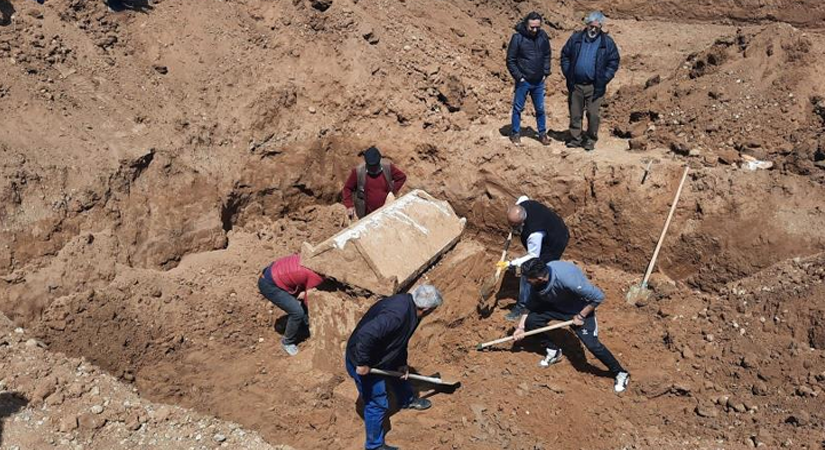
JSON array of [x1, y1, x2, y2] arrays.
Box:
[[342, 147, 407, 220], [258, 254, 324, 356]]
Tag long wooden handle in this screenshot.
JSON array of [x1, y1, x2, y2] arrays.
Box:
[[641, 166, 690, 287], [477, 320, 575, 350], [493, 231, 514, 278], [369, 368, 447, 385]]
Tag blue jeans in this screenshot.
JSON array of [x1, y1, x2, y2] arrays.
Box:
[[511, 80, 546, 136], [515, 274, 532, 312], [258, 272, 308, 345], [346, 359, 415, 449]]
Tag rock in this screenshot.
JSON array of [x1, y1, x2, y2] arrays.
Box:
[[153, 65, 168, 75], [795, 385, 815, 397], [150, 286, 162, 298], [214, 433, 227, 443], [648, 273, 677, 297], [670, 140, 690, 156], [628, 138, 648, 151], [91, 405, 104, 415], [717, 148, 740, 165], [59, 415, 79, 433], [681, 346, 695, 359], [645, 74, 661, 88], [362, 29, 379, 45], [25, 338, 47, 349], [752, 381, 768, 396], [741, 353, 758, 369], [785, 411, 809, 426], [32, 377, 57, 404], [78, 413, 105, 430], [695, 404, 718, 418], [310, 0, 333, 12]]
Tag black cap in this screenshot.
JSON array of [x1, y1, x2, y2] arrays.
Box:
[[363, 146, 382, 166]]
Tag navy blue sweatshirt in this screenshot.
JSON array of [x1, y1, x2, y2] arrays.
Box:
[[346, 294, 420, 370]]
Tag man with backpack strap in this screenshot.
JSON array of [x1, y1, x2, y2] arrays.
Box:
[[342, 146, 407, 220]]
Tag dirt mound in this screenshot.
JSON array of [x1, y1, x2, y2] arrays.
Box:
[[608, 23, 825, 180], [580, 0, 825, 28], [0, 314, 291, 450]]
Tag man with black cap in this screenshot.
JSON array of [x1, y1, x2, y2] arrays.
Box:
[[342, 147, 407, 220], [497, 196, 569, 321], [513, 257, 630, 393]]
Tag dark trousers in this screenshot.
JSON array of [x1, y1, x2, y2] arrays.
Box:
[[257, 274, 308, 345], [511, 80, 547, 136], [567, 83, 603, 144], [346, 359, 414, 450], [524, 308, 625, 375]]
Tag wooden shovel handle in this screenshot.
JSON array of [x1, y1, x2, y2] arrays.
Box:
[[641, 166, 689, 287], [369, 368, 449, 385], [493, 231, 514, 278], [477, 320, 575, 350]]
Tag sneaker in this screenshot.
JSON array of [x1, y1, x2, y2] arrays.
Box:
[[504, 307, 525, 322], [565, 140, 582, 148], [509, 134, 521, 146], [583, 139, 596, 152], [281, 340, 299, 356], [614, 372, 630, 393], [538, 348, 562, 368], [403, 398, 432, 411], [538, 134, 551, 146]]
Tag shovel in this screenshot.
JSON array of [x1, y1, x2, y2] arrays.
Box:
[[626, 166, 690, 305], [369, 368, 461, 390], [476, 320, 575, 351], [479, 231, 513, 302]]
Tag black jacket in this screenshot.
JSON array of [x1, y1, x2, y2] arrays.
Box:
[[560, 30, 620, 99], [521, 200, 569, 263], [345, 294, 419, 370], [506, 22, 551, 84]]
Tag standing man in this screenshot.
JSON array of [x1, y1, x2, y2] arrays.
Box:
[[497, 196, 569, 321], [345, 285, 443, 450], [560, 11, 620, 151], [513, 258, 630, 393], [342, 146, 407, 220], [257, 254, 324, 356], [506, 12, 552, 147]]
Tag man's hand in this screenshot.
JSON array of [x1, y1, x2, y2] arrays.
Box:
[[398, 365, 410, 380], [356, 365, 370, 376], [296, 291, 306, 301], [495, 260, 510, 270], [513, 327, 526, 342], [572, 313, 585, 326], [347, 207, 356, 219]]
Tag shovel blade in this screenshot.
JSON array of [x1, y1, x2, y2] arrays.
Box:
[[625, 284, 651, 305], [479, 274, 500, 301]]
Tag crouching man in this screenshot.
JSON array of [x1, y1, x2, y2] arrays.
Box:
[[345, 284, 443, 450], [513, 258, 630, 393]]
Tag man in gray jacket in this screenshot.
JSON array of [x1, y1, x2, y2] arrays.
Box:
[[513, 258, 629, 393]]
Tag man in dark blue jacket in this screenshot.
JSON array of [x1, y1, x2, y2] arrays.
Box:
[[506, 12, 552, 147], [560, 11, 620, 151], [345, 284, 444, 450], [512, 258, 630, 393]]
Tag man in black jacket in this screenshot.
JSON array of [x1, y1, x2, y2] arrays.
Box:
[[560, 11, 620, 151], [497, 196, 569, 321], [345, 284, 444, 450], [506, 11, 552, 147]]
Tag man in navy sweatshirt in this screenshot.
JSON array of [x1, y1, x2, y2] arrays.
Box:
[[560, 11, 620, 151], [512, 258, 629, 393], [345, 285, 443, 450]]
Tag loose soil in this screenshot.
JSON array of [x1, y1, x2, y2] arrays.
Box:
[[1, 0, 825, 449]]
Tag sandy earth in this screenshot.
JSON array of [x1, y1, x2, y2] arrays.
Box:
[[1, 0, 825, 449]]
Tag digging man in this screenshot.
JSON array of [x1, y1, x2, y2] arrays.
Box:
[[498, 196, 569, 321], [513, 258, 630, 393], [257, 254, 324, 356], [345, 284, 443, 450], [342, 146, 407, 220], [561, 11, 620, 151]]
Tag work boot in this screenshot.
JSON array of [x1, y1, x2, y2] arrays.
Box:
[[538, 134, 551, 146], [504, 306, 525, 322], [538, 348, 562, 368], [614, 372, 630, 393], [403, 398, 432, 411], [583, 139, 596, 152], [281, 339, 299, 357], [565, 139, 582, 148], [509, 134, 521, 146]]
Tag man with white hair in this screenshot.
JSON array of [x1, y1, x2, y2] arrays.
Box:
[[345, 284, 444, 450], [561, 11, 620, 151]]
